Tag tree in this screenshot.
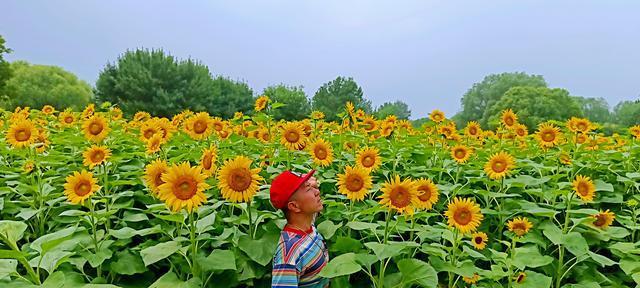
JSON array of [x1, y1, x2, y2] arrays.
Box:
[[375, 101, 411, 119], [95, 48, 253, 118], [0, 35, 13, 97], [458, 72, 547, 128], [485, 86, 583, 130], [2, 61, 92, 110], [612, 100, 640, 126], [573, 96, 611, 123], [312, 76, 372, 122], [261, 84, 310, 120]]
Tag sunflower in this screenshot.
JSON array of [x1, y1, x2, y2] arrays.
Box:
[[361, 116, 377, 132], [23, 160, 35, 173], [146, 133, 163, 154], [42, 105, 55, 115], [133, 111, 151, 122], [63, 170, 100, 205], [158, 162, 209, 212], [380, 123, 394, 137], [81, 104, 95, 119], [501, 109, 518, 129], [438, 123, 456, 138], [184, 112, 213, 140], [378, 175, 419, 215], [110, 107, 123, 120], [470, 232, 488, 250], [255, 95, 269, 112], [211, 117, 226, 133], [308, 138, 333, 167], [139, 119, 160, 142], [462, 273, 480, 285], [414, 178, 439, 210], [355, 147, 382, 171], [82, 115, 110, 142], [144, 159, 169, 196], [444, 197, 483, 234], [310, 110, 325, 120], [464, 121, 482, 138], [507, 217, 533, 236], [59, 110, 76, 126], [280, 122, 306, 150], [200, 145, 218, 176], [82, 145, 111, 169], [234, 111, 244, 119], [217, 156, 263, 203], [592, 209, 615, 229], [630, 125, 640, 139], [535, 122, 562, 148], [429, 109, 445, 123], [567, 117, 593, 133], [573, 175, 596, 202], [345, 101, 355, 116], [451, 145, 472, 164], [484, 151, 515, 180], [515, 272, 526, 284], [514, 124, 528, 138], [559, 152, 572, 165], [6, 119, 38, 148], [155, 118, 175, 142], [257, 128, 271, 143], [337, 166, 372, 201], [575, 133, 588, 144]]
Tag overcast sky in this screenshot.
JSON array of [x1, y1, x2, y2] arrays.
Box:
[[3, 1, 639, 119]]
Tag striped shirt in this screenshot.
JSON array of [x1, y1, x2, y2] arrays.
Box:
[[271, 225, 330, 288]]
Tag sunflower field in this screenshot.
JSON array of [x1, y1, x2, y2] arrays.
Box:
[[1, 100, 640, 288]]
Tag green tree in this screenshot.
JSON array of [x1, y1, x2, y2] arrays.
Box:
[[573, 96, 611, 123], [612, 100, 640, 126], [261, 84, 310, 120], [95, 48, 253, 118], [485, 86, 582, 130], [375, 100, 411, 119], [312, 76, 372, 122], [2, 61, 92, 110], [458, 72, 547, 128], [0, 35, 13, 98]]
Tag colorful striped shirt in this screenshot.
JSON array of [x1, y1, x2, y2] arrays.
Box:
[[271, 225, 330, 288]]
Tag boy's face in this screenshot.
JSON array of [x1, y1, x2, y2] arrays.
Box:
[[288, 176, 323, 214]]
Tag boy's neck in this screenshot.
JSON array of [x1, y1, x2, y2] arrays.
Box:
[[286, 212, 316, 232]]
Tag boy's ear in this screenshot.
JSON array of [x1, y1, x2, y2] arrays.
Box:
[[286, 200, 301, 213]]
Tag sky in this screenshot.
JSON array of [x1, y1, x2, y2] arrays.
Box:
[[2, 0, 639, 119]]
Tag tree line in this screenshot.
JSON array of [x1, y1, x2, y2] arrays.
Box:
[[0, 35, 638, 131]]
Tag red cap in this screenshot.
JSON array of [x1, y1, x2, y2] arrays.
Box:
[[269, 170, 316, 209]]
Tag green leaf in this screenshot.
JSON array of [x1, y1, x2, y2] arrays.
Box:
[[330, 237, 363, 254], [620, 256, 640, 275], [122, 211, 148, 222], [199, 249, 236, 272], [149, 271, 202, 288], [140, 241, 182, 266], [513, 270, 552, 288], [237, 232, 279, 266], [594, 179, 613, 192], [317, 220, 340, 240], [29, 250, 73, 274], [345, 221, 378, 231], [31, 226, 79, 253], [41, 271, 66, 288], [588, 251, 616, 267], [318, 253, 361, 278], [196, 212, 216, 234], [80, 245, 113, 268], [540, 221, 563, 245], [512, 245, 554, 270], [0, 259, 17, 280], [364, 242, 406, 261], [0, 221, 28, 245], [563, 232, 589, 257], [110, 250, 146, 275], [396, 258, 438, 287]]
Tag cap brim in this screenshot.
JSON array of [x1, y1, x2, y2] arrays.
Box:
[[293, 169, 316, 194]]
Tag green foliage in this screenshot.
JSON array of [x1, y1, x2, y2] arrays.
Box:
[[312, 76, 372, 122], [613, 100, 640, 126], [458, 72, 547, 128], [375, 100, 411, 120], [485, 86, 582, 130], [574, 96, 611, 123], [95, 48, 253, 118], [411, 117, 430, 129], [2, 61, 92, 110], [261, 84, 310, 120], [0, 35, 12, 97]]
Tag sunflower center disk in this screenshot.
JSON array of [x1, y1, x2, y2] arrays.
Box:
[[89, 123, 103, 135], [346, 175, 364, 192], [455, 150, 465, 159], [202, 155, 213, 169], [418, 188, 431, 202], [474, 237, 483, 244], [144, 129, 156, 139], [577, 183, 589, 196], [314, 147, 327, 160], [454, 209, 472, 225], [492, 161, 506, 173], [362, 156, 374, 167], [75, 181, 91, 196], [543, 132, 554, 142], [154, 172, 165, 187], [229, 169, 251, 191], [91, 151, 104, 162], [173, 177, 197, 200], [65, 117, 73, 123], [285, 131, 299, 143], [390, 188, 410, 208], [16, 129, 31, 141], [594, 215, 606, 227], [194, 120, 207, 134]]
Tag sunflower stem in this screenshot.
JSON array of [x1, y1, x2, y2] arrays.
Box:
[[507, 236, 517, 288], [189, 212, 200, 279], [247, 200, 254, 239], [378, 209, 392, 286], [448, 229, 459, 288], [555, 193, 573, 288]]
